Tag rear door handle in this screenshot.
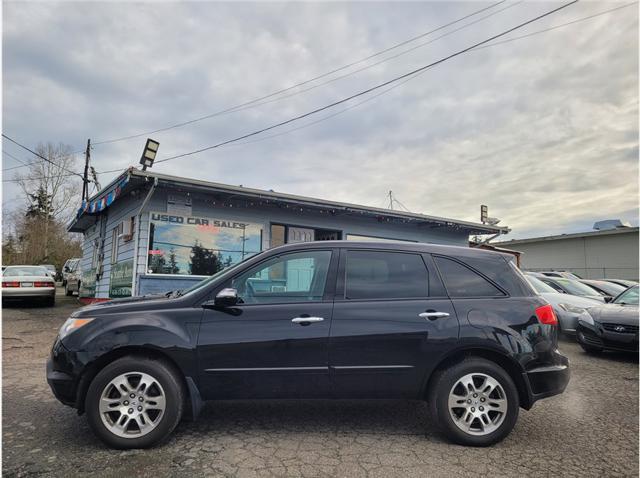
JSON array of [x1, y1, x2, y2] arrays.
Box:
[[291, 317, 324, 325], [418, 311, 450, 320]]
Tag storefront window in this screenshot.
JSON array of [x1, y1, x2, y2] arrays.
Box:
[[147, 212, 262, 275]]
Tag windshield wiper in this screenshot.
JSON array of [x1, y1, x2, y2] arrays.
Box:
[[165, 289, 184, 298]]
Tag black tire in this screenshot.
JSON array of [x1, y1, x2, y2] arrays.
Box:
[[85, 356, 184, 449], [64, 284, 73, 296], [428, 357, 519, 447], [45, 296, 55, 307]]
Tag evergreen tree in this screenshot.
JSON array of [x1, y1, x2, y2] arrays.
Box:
[[189, 241, 222, 275], [168, 248, 180, 274]]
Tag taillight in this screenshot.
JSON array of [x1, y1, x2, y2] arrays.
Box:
[[535, 304, 558, 325], [34, 282, 54, 288], [2, 281, 20, 288]]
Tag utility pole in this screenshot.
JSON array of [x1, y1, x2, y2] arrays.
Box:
[[82, 139, 91, 202], [388, 190, 394, 210]]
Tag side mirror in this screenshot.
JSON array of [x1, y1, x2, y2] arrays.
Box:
[[64, 266, 70, 273], [212, 288, 239, 308], [604, 296, 613, 303]]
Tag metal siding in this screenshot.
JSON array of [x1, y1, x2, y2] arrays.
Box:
[[514, 231, 639, 280]]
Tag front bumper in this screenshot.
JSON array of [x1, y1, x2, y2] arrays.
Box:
[[46, 338, 80, 408], [576, 320, 639, 352], [521, 352, 570, 409]]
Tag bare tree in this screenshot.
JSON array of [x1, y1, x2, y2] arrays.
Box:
[[14, 142, 81, 223], [12, 142, 82, 260]]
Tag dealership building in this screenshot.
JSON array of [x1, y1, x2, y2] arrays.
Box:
[[68, 168, 506, 300]]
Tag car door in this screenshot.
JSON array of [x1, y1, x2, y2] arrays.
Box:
[[197, 248, 338, 399], [329, 249, 459, 399]]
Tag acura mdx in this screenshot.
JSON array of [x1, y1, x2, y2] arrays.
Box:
[[47, 241, 569, 448]]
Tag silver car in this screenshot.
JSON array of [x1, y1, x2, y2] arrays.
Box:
[[2, 265, 56, 306], [526, 275, 602, 335], [62, 258, 81, 286]]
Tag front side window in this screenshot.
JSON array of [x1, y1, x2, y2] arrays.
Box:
[[345, 250, 429, 300], [434, 256, 504, 298], [232, 250, 332, 304]]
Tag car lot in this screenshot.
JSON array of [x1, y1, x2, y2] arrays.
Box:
[[3, 291, 638, 478]]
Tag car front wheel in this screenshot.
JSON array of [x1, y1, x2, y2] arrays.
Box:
[[85, 356, 184, 449], [428, 357, 519, 446]]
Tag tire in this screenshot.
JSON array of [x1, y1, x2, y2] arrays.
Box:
[[85, 356, 184, 449], [428, 357, 519, 447], [65, 284, 73, 296], [45, 296, 55, 307]]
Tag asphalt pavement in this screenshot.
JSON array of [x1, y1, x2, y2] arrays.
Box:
[[2, 290, 638, 477]]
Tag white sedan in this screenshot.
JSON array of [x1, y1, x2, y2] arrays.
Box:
[[2, 265, 56, 306]]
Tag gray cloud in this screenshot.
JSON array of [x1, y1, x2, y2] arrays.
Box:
[[2, 1, 638, 239]]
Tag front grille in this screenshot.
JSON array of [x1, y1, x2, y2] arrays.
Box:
[[602, 323, 639, 334]]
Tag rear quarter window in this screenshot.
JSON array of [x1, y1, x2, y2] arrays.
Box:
[[434, 256, 505, 298]]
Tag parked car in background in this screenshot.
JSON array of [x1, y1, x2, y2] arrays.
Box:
[[576, 285, 639, 354], [64, 263, 81, 297], [525, 275, 602, 335], [48, 241, 569, 449], [578, 279, 626, 301], [2, 265, 56, 306], [603, 279, 638, 288], [526, 273, 606, 302], [62, 258, 81, 286], [538, 271, 582, 280], [41, 264, 59, 281]]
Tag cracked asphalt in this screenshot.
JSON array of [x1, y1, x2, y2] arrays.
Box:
[[3, 291, 638, 477]]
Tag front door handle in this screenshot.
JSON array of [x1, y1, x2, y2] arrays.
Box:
[[418, 311, 450, 320], [291, 316, 324, 325]]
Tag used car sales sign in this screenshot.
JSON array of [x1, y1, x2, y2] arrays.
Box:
[[151, 213, 249, 230]]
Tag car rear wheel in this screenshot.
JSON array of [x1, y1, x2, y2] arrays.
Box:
[[64, 283, 73, 296], [85, 356, 184, 449], [428, 357, 519, 447]]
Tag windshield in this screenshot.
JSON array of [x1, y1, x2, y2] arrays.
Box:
[[553, 278, 603, 297], [526, 276, 557, 294], [587, 281, 625, 297], [179, 253, 260, 296], [614, 286, 639, 305], [3, 266, 49, 277]]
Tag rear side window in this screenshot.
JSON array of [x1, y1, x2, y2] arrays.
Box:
[[345, 250, 429, 300], [434, 256, 504, 298]]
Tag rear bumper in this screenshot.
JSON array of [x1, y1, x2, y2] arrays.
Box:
[[3, 287, 55, 299], [521, 353, 570, 409]]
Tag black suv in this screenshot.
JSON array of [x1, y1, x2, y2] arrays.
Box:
[[47, 241, 569, 449]]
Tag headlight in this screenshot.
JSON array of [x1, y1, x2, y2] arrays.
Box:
[[578, 311, 595, 326], [558, 303, 587, 315], [59, 317, 94, 340]]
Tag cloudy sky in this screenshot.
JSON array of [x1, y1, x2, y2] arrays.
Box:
[[2, 1, 638, 239]]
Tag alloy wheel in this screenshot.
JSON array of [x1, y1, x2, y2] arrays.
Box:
[[98, 371, 166, 438], [447, 372, 508, 436]]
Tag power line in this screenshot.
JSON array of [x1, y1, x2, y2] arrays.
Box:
[[153, 1, 578, 165], [201, 1, 636, 151], [2, 151, 31, 171], [199, 1, 524, 118], [1, 134, 85, 180], [86, 1, 509, 148], [2, 172, 81, 183]]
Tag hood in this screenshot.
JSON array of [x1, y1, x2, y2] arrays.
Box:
[[540, 293, 603, 309], [72, 293, 183, 316], [588, 304, 639, 325]]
